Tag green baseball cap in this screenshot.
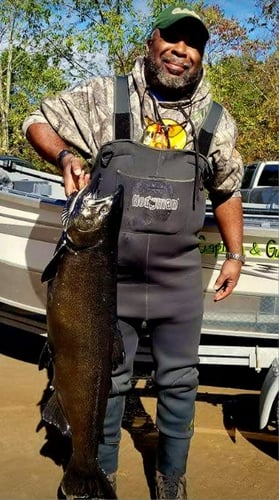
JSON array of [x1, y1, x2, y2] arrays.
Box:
[[153, 5, 209, 41]]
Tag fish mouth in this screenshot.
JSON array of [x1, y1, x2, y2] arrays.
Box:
[[62, 174, 102, 228], [62, 185, 123, 240]]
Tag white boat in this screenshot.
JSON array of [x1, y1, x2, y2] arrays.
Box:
[[0, 157, 278, 428], [0, 157, 65, 327], [0, 157, 278, 328]]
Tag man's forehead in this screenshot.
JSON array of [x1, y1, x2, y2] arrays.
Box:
[[164, 17, 207, 35], [153, 22, 207, 48]]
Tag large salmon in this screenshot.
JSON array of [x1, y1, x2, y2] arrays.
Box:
[[40, 178, 124, 499]]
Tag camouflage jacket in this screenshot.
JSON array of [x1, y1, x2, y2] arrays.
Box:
[[23, 57, 243, 200]]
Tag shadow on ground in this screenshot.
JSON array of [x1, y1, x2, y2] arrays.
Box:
[[0, 324, 45, 364]]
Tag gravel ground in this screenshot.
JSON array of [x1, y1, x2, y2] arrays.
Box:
[[0, 325, 278, 500]]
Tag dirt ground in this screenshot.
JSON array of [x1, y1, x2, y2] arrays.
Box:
[[0, 325, 278, 500]]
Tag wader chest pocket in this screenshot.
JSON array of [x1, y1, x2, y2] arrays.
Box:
[[116, 169, 195, 235], [92, 141, 206, 235]]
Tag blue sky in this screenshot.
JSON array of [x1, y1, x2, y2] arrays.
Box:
[[205, 0, 260, 21], [133, 1, 266, 42], [135, 1, 262, 26]]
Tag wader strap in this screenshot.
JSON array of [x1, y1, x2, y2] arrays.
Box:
[[114, 75, 131, 140], [114, 76, 223, 157], [197, 101, 223, 157]]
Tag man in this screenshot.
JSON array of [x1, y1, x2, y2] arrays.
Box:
[[23, 4, 244, 499]]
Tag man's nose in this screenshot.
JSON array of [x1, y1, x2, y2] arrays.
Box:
[[171, 40, 188, 56]]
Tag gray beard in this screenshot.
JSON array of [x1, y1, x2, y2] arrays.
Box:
[[144, 54, 202, 101]]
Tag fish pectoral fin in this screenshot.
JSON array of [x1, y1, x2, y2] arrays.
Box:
[[41, 236, 67, 283], [42, 391, 71, 437], [112, 324, 125, 371]]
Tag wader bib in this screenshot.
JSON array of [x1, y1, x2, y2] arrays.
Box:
[[91, 76, 223, 321], [96, 76, 223, 477]]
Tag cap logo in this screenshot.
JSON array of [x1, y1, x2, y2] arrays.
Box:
[[171, 7, 198, 17]]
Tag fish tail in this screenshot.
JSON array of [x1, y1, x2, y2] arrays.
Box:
[[61, 459, 117, 499]]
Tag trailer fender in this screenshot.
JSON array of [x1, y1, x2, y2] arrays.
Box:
[[259, 357, 279, 430]]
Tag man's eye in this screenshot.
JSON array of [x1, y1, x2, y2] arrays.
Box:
[[161, 30, 180, 43]]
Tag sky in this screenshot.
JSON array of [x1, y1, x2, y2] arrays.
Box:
[[132, 1, 266, 43], [205, 0, 261, 21], [135, 1, 262, 27]]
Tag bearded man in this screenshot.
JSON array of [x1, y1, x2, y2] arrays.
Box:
[[23, 5, 244, 499]]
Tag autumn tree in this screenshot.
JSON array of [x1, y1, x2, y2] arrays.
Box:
[[206, 1, 278, 162], [0, 0, 277, 166]]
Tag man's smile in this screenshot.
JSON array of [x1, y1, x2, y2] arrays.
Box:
[[162, 58, 191, 75]]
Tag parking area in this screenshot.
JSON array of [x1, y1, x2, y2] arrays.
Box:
[[0, 325, 278, 500]]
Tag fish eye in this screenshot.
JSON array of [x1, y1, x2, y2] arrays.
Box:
[[100, 207, 108, 215]]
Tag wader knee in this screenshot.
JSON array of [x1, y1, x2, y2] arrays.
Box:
[[155, 366, 198, 477]]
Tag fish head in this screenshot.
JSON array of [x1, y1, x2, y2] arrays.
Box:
[[62, 181, 123, 249]]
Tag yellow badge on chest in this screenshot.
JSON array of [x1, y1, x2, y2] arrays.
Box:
[[142, 118, 187, 149]]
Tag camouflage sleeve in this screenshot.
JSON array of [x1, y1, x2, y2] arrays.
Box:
[[206, 107, 244, 204], [22, 77, 115, 159], [22, 109, 49, 133]]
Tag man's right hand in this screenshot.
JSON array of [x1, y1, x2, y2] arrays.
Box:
[[61, 154, 90, 197], [25, 123, 91, 197]]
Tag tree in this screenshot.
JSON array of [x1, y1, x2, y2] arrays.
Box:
[[0, 0, 69, 159], [9, 49, 68, 169], [0, 0, 278, 167], [206, 0, 278, 162]]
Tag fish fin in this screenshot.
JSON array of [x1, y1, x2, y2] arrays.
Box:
[[42, 391, 72, 438], [61, 458, 117, 499], [38, 341, 52, 371], [112, 323, 125, 371], [41, 235, 67, 283]]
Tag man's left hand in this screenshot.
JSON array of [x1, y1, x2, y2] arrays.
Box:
[[213, 259, 242, 301]]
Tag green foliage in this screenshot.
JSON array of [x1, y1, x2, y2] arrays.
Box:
[[207, 54, 279, 162], [0, 0, 278, 169], [7, 49, 68, 169]]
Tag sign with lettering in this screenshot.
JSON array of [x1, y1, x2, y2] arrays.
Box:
[[198, 234, 279, 260]]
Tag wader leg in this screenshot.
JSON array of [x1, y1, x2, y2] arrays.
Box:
[[151, 313, 202, 478], [97, 319, 139, 474], [156, 368, 198, 476], [97, 395, 125, 474]]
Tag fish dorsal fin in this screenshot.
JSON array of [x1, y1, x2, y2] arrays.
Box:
[[38, 341, 52, 371], [41, 235, 67, 283]]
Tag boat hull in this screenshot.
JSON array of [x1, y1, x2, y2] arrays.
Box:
[[0, 185, 278, 337], [0, 190, 63, 314]]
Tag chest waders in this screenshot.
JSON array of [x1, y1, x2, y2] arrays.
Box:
[[95, 76, 223, 483], [91, 76, 223, 320]]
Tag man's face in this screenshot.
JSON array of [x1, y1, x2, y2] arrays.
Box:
[[145, 20, 205, 97]]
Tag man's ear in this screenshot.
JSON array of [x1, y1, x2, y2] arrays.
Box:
[[146, 29, 156, 52], [146, 38, 152, 52]]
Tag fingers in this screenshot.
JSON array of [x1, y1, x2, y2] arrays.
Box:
[[77, 171, 91, 191], [213, 260, 242, 302], [214, 280, 235, 301], [61, 156, 90, 196]]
